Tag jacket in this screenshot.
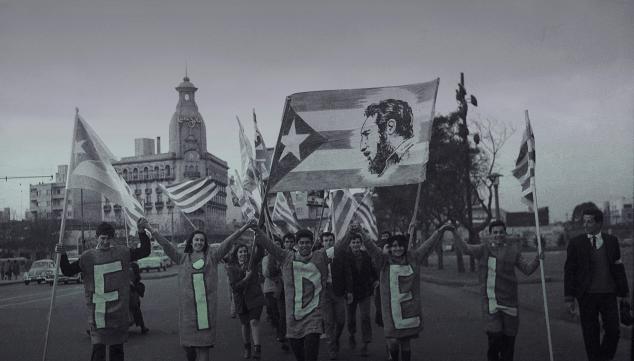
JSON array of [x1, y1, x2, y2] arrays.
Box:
[[564, 232, 629, 300]]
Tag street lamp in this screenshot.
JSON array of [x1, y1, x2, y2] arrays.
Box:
[[488, 173, 502, 220]]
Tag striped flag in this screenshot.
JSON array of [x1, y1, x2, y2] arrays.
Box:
[[271, 192, 301, 233], [253, 110, 271, 180], [329, 189, 360, 242], [512, 110, 536, 209], [355, 190, 379, 241], [67, 111, 144, 234], [233, 170, 260, 221], [159, 177, 220, 213], [237, 116, 259, 192], [268, 79, 440, 192]]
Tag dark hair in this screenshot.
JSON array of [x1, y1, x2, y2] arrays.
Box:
[[96, 222, 115, 238], [350, 232, 363, 241], [582, 208, 603, 224], [364, 99, 414, 139], [380, 231, 392, 238], [488, 220, 507, 233], [230, 243, 250, 265], [184, 230, 208, 254], [388, 235, 409, 252], [282, 233, 296, 243], [295, 229, 314, 242], [272, 236, 283, 247], [320, 232, 335, 241]]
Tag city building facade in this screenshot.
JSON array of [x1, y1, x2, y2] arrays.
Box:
[[105, 76, 228, 240], [603, 197, 633, 226]]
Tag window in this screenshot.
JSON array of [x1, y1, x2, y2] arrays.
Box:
[[122, 169, 128, 180], [143, 167, 149, 180], [165, 165, 171, 177], [154, 166, 159, 179], [133, 168, 138, 180]]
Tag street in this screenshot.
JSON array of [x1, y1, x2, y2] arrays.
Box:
[[0, 268, 629, 361]]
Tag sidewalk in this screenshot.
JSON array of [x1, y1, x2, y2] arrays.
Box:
[[0, 267, 178, 287]]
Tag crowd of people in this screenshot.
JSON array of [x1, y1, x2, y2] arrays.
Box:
[[52, 206, 630, 361], [0, 259, 22, 280]]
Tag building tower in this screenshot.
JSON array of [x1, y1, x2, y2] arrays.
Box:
[[169, 75, 207, 179]]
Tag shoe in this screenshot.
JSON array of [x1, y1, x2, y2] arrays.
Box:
[[360, 343, 368, 357], [243, 343, 251, 359], [252, 345, 261, 360], [141, 327, 149, 334], [348, 335, 356, 349]]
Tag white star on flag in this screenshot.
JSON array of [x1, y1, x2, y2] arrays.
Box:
[[279, 117, 309, 161]]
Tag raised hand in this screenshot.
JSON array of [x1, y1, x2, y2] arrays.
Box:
[[137, 218, 150, 232]]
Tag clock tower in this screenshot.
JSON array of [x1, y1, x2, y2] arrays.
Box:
[[168, 75, 207, 179]]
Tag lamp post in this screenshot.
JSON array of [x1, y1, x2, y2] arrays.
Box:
[[488, 173, 502, 220]]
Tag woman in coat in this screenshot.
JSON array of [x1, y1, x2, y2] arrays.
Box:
[[227, 243, 265, 359], [146, 220, 255, 361]]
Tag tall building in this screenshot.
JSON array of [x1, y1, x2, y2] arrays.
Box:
[[27, 165, 101, 223], [106, 76, 228, 239], [0, 207, 10, 223], [603, 197, 633, 226]]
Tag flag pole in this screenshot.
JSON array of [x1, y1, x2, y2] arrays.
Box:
[[178, 208, 198, 230], [123, 214, 130, 247], [525, 110, 554, 361], [408, 182, 423, 249], [316, 190, 328, 236], [42, 109, 79, 361]]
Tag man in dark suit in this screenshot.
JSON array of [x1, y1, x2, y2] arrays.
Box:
[[564, 208, 630, 361]]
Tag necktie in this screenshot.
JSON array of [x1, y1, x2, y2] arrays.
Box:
[[591, 236, 597, 249]]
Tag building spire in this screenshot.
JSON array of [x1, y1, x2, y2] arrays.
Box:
[[184, 62, 189, 81]]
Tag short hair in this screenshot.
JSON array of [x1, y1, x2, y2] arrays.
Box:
[[96, 222, 115, 238], [388, 234, 409, 252], [582, 208, 604, 224], [320, 232, 335, 241], [184, 230, 208, 254], [488, 220, 507, 233], [350, 232, 363, 242], [295, 229, 314, 242], [364, 99, 414, 139], [282, 233, 296, 243], [380, 231, 392, 238]]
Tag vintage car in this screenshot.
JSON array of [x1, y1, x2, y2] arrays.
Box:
[[24, 259, 55, 285], [137, 250, 170, 272], [45, 257, 82, 285]]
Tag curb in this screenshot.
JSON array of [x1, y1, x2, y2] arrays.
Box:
[[0, 280, 23, 287]]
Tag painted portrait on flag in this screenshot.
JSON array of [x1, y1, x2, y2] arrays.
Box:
[[269, 79, 439, 192]]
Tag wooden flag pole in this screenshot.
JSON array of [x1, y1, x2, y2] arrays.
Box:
[[316, 190, 328, 236], [526, 111, 554, 361], [42, 110, 79, 361], [408, 182, 423, 249], [123, 214, 130, 248], [178, 208, 198, 230]]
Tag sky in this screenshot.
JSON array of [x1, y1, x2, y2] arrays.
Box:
[[0, 0, 632, 222]]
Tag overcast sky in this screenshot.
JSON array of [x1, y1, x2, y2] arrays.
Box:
[[1, 0, 632, 222]]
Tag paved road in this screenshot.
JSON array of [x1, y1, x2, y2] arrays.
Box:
[[0, 268, 629, 361]]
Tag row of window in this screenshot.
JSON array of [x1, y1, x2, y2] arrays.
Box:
[[121, 165, 172, 181]]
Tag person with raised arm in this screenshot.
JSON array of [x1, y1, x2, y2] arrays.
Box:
[[54, 220, 151, 361], [254, 227, 347, 361], [451, 220, 543, 361], [143, 218, 256, 361], [361, 223, 450, 361]]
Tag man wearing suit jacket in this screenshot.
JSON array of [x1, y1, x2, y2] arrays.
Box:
[[564, 208, 630, 361]]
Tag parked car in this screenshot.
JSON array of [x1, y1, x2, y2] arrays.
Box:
[[46, 257, 82, 285], [24, 259, 55, 285], [137, 250, 169, 272]]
